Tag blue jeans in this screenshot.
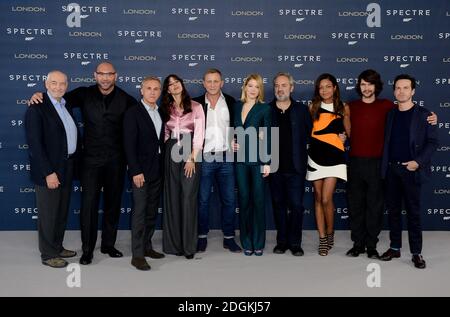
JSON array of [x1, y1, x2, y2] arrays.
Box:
[[198, 160, 236, 238]]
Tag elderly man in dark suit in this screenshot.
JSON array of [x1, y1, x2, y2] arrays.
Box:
[[123, 76, 165, 271], [25, 70, 80, 268], [379, 74, 438, 269], [269, 72, 312, 256]]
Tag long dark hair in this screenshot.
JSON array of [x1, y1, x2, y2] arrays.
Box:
[[160, 74, 192, 122], [310, 73, 344, 121]]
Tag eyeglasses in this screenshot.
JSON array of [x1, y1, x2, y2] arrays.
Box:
[[168, 80, 180, 86], [95, 72, 116, 77]]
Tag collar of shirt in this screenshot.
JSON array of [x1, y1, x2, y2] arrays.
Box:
[[205, 92, 225, 110], [47, 91, 66, 109], [141, 98, 159, 112]]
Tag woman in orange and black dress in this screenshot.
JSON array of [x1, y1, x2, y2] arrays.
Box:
[[306, 73, 350, 256]]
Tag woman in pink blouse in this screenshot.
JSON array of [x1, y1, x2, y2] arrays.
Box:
[[160, 74, 205, 259]]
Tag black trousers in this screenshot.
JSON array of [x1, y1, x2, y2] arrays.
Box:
[[347, 157, 384, 249], [35, 159, 74, 260], [80, 159, 126, 254], [162, 139, 200, 256], [269, 172, 305, 248], [385, 162, 422, 254], [131, 177, 162, 258]]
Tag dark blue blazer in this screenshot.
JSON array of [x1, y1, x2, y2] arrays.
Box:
[[381, 105, 438, 184], [25, 93, 80, 186], [123, 101, 165, 182], [269, 98, 312, 175]]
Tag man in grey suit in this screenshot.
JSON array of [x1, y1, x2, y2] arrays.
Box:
[[25, 70, 79, 268]]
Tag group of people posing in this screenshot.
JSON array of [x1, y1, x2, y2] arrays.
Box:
[[25, 62, 438, 271]]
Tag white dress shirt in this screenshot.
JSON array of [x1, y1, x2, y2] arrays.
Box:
[[203, 93, 230, 153]]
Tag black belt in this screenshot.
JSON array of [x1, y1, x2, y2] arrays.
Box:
[[207, 151, 226, 156]]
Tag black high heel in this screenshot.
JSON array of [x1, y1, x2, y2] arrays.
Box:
[[327, 232, 334, 250], [319, 236, 328, 256]]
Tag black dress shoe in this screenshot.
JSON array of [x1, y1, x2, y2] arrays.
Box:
[[290, 247, 304, 256], [79, 252, 93, 265], [223, 238, 242, 253], [144, 249, 165, 259], [412, 254, 426, 269], [346, 246, 366, 257], [101, 247, 123, 258], [131, 257, 151, 271], [380, 248, 401, 261], [185, 254, 194, 259], [273, 244, 288, 254], [367, 248, 380, 259], [197, 238, 207, 252]]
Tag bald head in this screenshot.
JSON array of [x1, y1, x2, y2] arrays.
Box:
[[95, 61, 116, 73], [45, 70, 68, 101], [94, 61, 117, 95], [46, 70, 68, 84]]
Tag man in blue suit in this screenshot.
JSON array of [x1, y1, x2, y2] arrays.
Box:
[[123, 76, 165, 271], [379, 74, 438, 269], [269, 72, 312, 256], [25, 70, 79, 268]]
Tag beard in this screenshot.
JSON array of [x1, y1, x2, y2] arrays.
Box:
[[98, 81, 114, 91], [275, 94, 289, 102], [362, 91, 375, 98]]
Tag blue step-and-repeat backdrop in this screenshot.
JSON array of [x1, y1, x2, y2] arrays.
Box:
[[0, 1, 448, 231]]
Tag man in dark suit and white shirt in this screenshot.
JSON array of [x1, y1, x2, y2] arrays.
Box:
[[123, 77, 165, 271], [25, 70, 79, 268]]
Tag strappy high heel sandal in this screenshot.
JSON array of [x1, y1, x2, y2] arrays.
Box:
[[318, 236, 328, 256], [327, 231, 334, 250]]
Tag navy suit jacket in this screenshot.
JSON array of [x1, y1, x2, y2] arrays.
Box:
[[269, 98, 312, 175], [381, 104, 438, 184], [123, 102, 165, 182], [25, 93, 80, 186]]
